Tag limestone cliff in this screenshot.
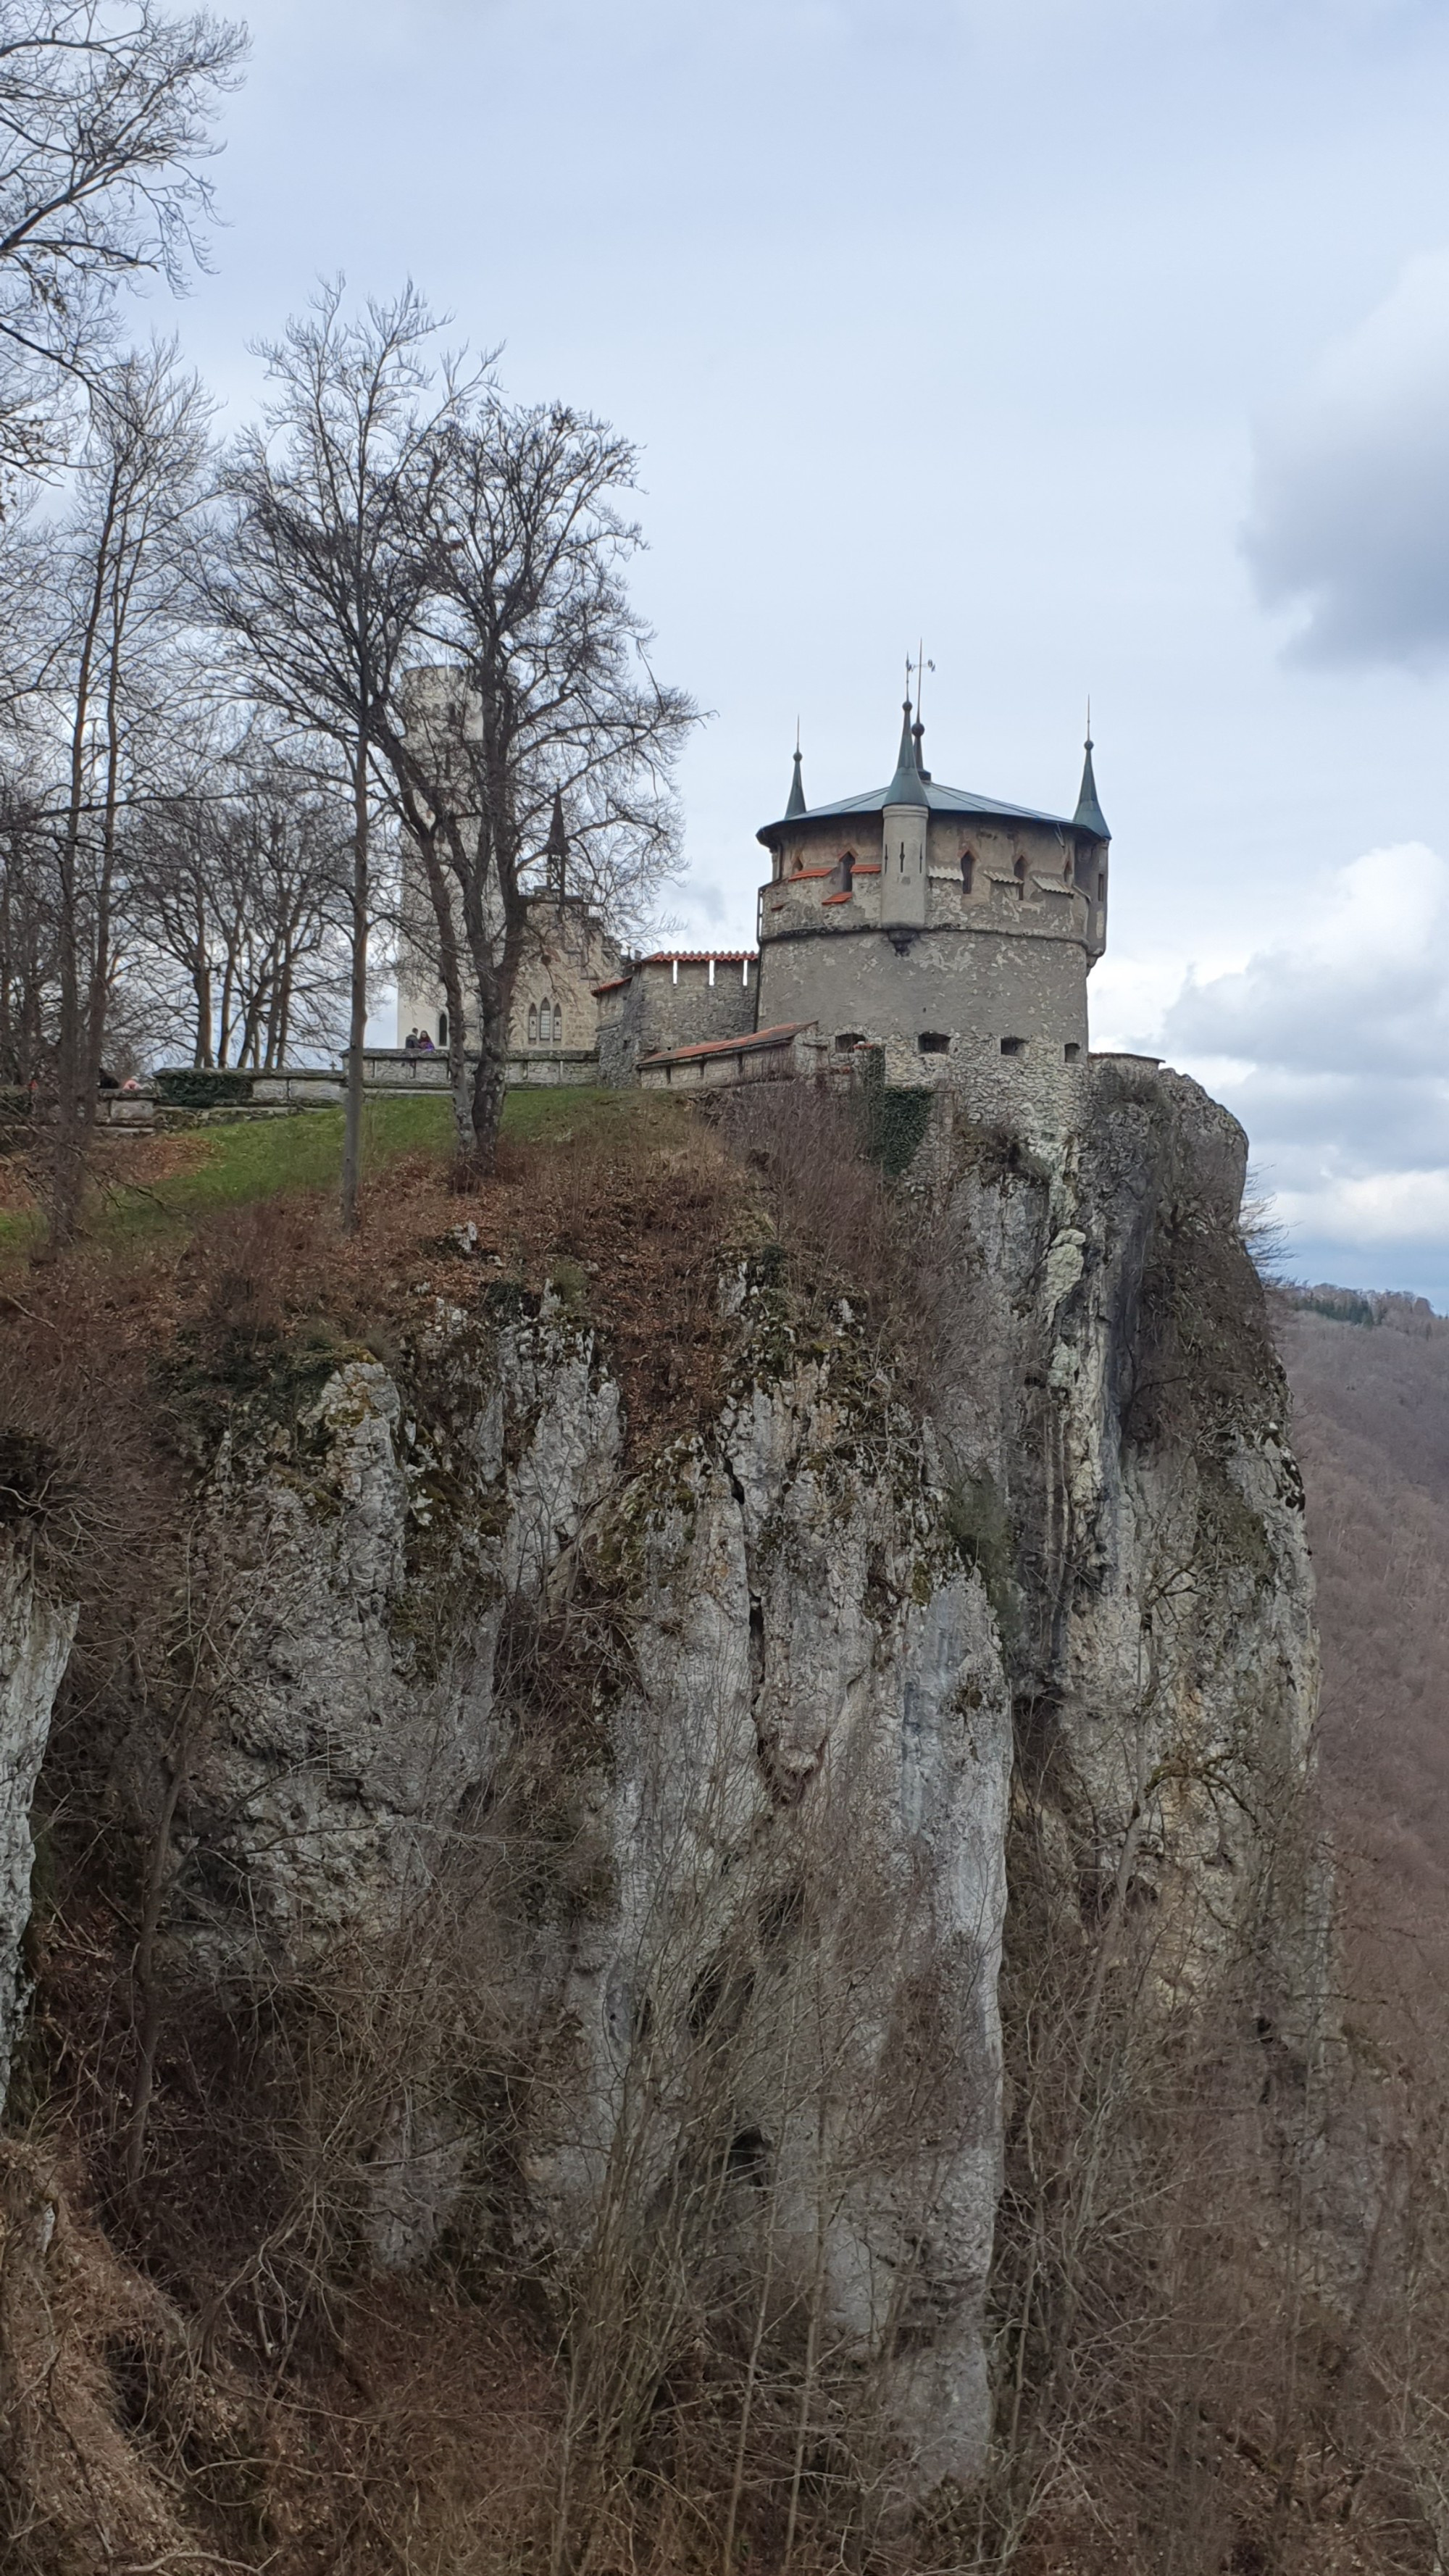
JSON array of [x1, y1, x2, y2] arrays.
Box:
[[93, 1056, 1317, 2512], [0, 1535, 75, 2098]]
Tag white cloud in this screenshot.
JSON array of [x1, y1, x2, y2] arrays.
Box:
[[1245, 250, 1449, 665], [1116, 843, 1449, 1294]]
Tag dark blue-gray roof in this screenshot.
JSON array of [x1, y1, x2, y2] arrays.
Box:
[[759, 704, 1109, 844], [757, 775, 1079, 843]]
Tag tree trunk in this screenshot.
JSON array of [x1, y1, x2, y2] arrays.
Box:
[[48, 501, 114, 1251], [341, 724, 369, 1234]]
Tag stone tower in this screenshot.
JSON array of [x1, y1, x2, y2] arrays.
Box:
[[753, 693, 1110, 1090]]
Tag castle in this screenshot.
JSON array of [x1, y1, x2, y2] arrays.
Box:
[[391, 687, 1110, 1101]]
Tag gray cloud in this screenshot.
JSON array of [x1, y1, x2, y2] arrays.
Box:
[[1245, 251, 1449, 666], [1137, 844, 1449, 1293]]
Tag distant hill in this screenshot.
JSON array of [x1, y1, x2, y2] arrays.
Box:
[[1279, 1285, 1449, 1954]]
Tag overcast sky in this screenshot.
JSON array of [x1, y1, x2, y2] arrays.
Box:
[[150, 0, 1449, 1299]]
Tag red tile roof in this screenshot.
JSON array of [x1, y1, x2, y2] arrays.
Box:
[[638, 1020, 816, 1067], [591, 975, 630, 996], [822, 890, 853, 906]]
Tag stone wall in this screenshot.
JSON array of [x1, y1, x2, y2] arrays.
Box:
[[596, 952, 758, 1085], [756, 919, 1090, 1077]]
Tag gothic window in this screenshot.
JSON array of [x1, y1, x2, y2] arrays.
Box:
[[840, 850, 856, 891], [527, 1004, 538, 1044], [438, 1010, 448, 1046], [553, 1003, 563, 1043], [961, 850, 974, 894]]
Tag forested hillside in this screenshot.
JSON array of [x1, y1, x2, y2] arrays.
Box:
[[1281, 1292, 1449, 1967]]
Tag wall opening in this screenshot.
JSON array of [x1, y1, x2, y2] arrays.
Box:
[[918, 1031, 951, 1055], [1097, 872, 1106, 904], [961, 849, 975, 893], [1064, 1042, 1080, 1062], [840, 850, 856, 891], [438, 1010, 448, 1047], [552, 1003, 563, 1043], [1013, 855, 1027, 898], [1000, 1035, 1025, 1057], [835, 1031, 864, 1052], [527, 1004, 538, 1044]]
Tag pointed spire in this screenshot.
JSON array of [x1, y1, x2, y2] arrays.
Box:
[[785, 743, 806, 819], [1072, 725, 1109, 841], [546, 785, 568, 891], [885, 694, 928, 806]]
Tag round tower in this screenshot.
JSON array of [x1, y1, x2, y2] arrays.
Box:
[[753, 695, 1109, 1085]]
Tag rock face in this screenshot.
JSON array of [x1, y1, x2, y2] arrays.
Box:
[[0, 1541, 76, 2099], [104, 1058, 1317, 2501]]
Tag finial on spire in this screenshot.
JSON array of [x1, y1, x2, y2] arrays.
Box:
[[785, 735, 806, 819], [1072, 711, 1109, 841], [885, 685, 928, 806]]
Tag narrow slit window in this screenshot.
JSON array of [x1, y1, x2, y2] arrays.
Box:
[[553, 1003, 563, 1043], [438, 1010, 448, 1047], [527, 1004, 538, 1044], [961, 850, 974, 893]]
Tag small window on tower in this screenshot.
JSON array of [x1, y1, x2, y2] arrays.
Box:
[[919, 1032, 951, 1055], [1064, 1043, 1081, 1063], [1000, 1035, 1025, 1057], [1014, 855, 1027, 896], [961, 850, 975, 894], [438, 1010, 448, 1047], [1097, 872, 1106, 904], [840, 851, 856, 890]]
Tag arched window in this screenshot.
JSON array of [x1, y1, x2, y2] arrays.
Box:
[[840, 850, 856, 891], [527, 1004, 538, 1044], [552, 1002, 563, 1044], [961, 849, 975, 894], [438, 1010, 448, 1046]]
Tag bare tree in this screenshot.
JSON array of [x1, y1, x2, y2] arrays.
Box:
[[24, 340, 211, 1238], [381, 397, 696, 1172], [133, 749, 351, 1067], [0, 0, 246, 490], [202, 281, 469, 1231]]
